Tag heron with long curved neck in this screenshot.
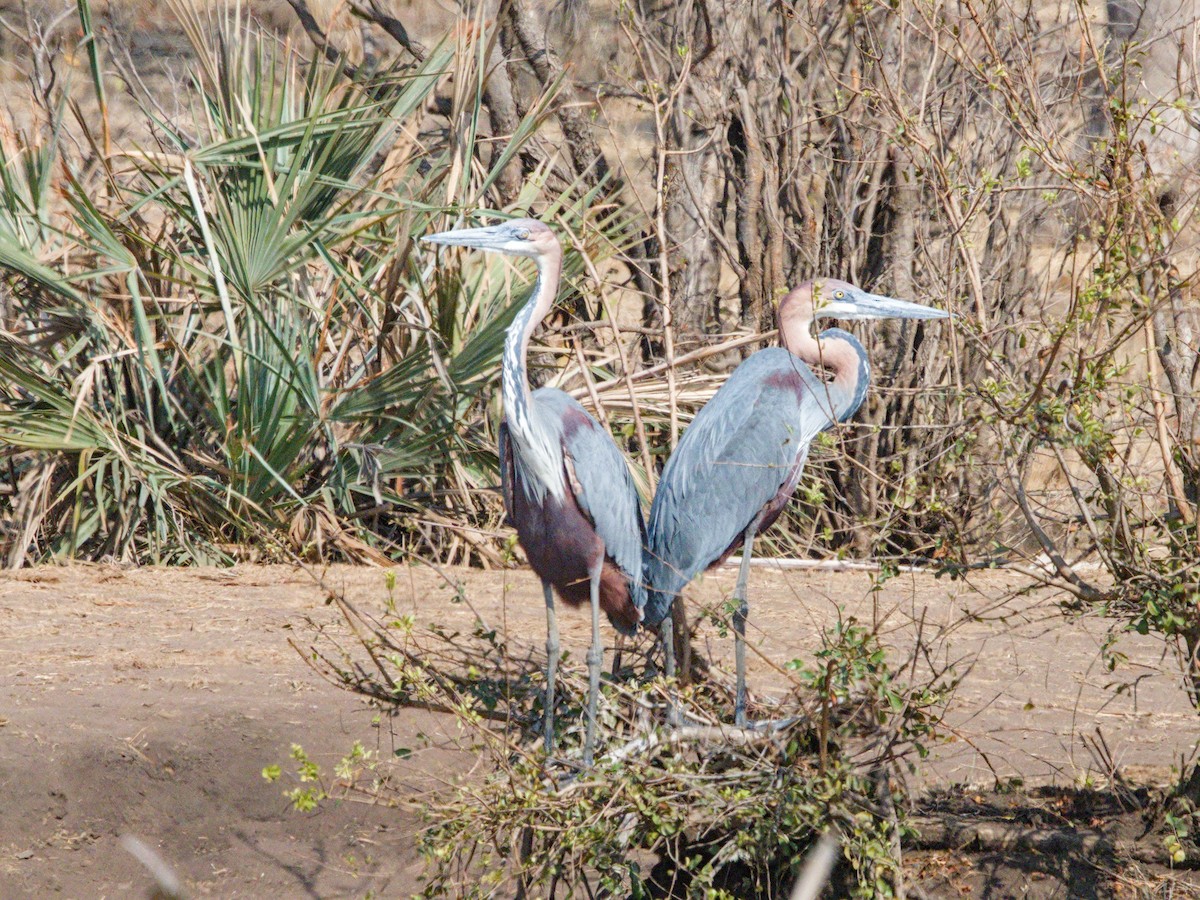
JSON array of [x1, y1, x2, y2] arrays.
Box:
[[645, 279, 948, 725], [423, 218, 646, 765]]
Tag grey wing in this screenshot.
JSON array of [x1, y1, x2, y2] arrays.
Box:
[[646, 349, 831, 606], [549, 395, 648, 611]]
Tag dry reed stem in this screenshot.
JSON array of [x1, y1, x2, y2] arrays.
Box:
[[1144, 310, 1194, 525], [568, 232, 657, 488]]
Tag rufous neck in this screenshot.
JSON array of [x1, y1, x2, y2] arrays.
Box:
[[779, 307, 818, 361], [778, 304, 866, 422]]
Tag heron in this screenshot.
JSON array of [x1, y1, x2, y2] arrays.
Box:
[[644, 279, 948, 726], [423, 218, 646, 766]]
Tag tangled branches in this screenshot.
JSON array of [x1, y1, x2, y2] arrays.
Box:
[[289, 573, 955, 897]]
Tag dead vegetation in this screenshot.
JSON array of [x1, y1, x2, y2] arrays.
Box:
[[0, 0, 1197, 896]]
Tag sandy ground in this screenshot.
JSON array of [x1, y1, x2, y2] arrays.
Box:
[[0, 562, 1196, 897]]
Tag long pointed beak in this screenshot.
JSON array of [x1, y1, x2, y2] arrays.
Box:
[[855, 293, 950, 320], [422, 224, 508, 251]]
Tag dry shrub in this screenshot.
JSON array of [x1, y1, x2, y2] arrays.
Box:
[[284, 571, 955, 897]]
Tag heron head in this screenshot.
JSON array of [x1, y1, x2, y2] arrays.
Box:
[[422, 217, 558, 260], [784, 279, 949, 322]]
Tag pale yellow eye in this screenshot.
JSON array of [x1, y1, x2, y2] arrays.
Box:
[[834, 290, 845, 299], [516, 228, 530, 240]]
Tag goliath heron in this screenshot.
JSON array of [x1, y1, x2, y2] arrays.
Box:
[[644, 279, 948, 725], [423, 218, 646, 765]]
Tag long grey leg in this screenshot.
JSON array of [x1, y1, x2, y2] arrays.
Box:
[[542, 580, 558, 755], [660, 613, 675, 680], [659, 612, 678, 726], [612, 633, 624, 678], [584, 560, 603, 766], [733, 517, 760, 728]]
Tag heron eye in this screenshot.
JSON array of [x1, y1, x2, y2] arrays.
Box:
[[834, 290, 845, 299], [516, 228, 531, 240]]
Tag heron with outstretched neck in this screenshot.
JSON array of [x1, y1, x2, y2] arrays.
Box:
[[423, 218, 646, 766], [644, 279, 948, 725]]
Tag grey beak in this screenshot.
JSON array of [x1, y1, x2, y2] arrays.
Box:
[[422, 224, 507, 250], [859, 293, 950, 320]]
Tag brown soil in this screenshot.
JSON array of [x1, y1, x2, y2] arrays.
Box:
[[0, 562, 1196, 898]]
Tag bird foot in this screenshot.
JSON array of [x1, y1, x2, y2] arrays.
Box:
[[665, 704, 704, 728], [735, 715, 803, 733], [539, 767, 577, 792], [539, 753, 585, 785]]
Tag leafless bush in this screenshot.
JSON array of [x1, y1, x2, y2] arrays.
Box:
[[287, 570, 955, 897]]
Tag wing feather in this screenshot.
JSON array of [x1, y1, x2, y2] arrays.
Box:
[[645, 348, 832, 623], [533, 389, 648, 611]]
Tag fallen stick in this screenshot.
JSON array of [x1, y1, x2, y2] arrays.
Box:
[[601, 717, 804, 766], [791, 832, 840, 900], [907, 813, 1194, 867], [121, 834, 185, 900]]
